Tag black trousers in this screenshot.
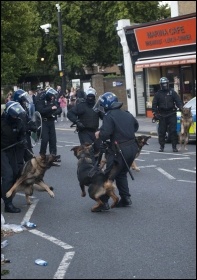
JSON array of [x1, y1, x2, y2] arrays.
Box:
[[101, 142, 138, 201], [1, 148, 24, 204], [158, 113, 178, 147], [40, 120, 57, 155]]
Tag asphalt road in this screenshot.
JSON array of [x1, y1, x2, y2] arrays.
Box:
[[1, 126, 196, 279]]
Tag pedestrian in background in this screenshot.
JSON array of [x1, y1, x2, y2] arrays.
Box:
[[58, 94, 68, 121], [67, 96, 76, 111], [5, 92, 12, 103]]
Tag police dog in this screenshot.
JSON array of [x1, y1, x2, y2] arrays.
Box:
[[179, 107, 193, 151], [5, 154, 58, 205], [71, 143, 119, 212], [131, 135, 151, 171]]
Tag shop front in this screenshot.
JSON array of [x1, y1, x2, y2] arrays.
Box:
[[125, 13, 196, 117]]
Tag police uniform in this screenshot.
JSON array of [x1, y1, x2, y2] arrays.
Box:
[[13, 89, 37, 162], [1, 102, 27, 213], [152, 77, 183, 152], [36, 89, 62, 156], [67, 91, 103, 154], [99, 106, 139, 207]]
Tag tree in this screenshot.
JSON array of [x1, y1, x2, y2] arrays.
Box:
[[1, 1, 41, 85], [1, 1, 170, 85]]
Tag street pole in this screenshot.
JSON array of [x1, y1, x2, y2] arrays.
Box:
[[56, 3, 66, 94]]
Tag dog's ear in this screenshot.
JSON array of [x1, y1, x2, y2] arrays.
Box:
[[71, 146, 80, 157], [71, 146, 79, 152]]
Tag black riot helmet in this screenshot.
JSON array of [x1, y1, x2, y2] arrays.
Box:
[[13, 89, 31, 106], [160, 77, 169, 91], [45, 87, 58, 101], [93, 92, 123, 113], [5, 101, 26, 119]]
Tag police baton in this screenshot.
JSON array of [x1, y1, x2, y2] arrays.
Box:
[[1, 140, 24, 152], [114, 141, 134, 180]]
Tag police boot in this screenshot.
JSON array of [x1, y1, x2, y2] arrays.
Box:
[[5, 202, 21, 213], [159, 145, 164, 152], [115, 196, 132, 207], [172, 145, 178, 152]]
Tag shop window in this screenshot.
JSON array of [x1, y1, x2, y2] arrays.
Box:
[[181, 65, 193, 102], [163, 66, 180, 95], [145, 67, 160, 108]]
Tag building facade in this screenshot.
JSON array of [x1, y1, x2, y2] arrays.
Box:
[[118, 5, 196, 117]]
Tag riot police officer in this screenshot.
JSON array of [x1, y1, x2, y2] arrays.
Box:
[[35, 87, 62, 165], [1, 101, 27, 213], [94, 92, 139, 211], [152, 77, 183, 152], [13, 89, 37, 161], [67, 87, 103, 155]]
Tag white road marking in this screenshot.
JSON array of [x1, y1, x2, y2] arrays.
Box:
[[16, 193, 36, 198], [30, 229, 73, 249], [154, 157, 190, 161], [178, 168, 196, 173], [135, 158, 145, 161], [134, 165, 157, 168], [156, 167, 176, 179], [148, 150, 189, 156], [177, 180, 196, 183], [21, 198, 39, 225], [53, 251, 75, 279], [19, 198, 75, 279]]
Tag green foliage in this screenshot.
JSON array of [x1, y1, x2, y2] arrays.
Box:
[[1, 1, 170, 86], [1, 1, 41, 85]]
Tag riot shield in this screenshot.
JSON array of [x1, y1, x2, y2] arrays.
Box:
[[31, 111, 42, 146]]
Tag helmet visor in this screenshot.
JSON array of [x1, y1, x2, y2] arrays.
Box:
[[46, 87, 58, 96], [93, 97, 105, 113], [6, 102, 26, 118], [21, 91, 32, 103]]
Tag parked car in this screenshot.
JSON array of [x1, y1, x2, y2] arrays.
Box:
[[156, 96, 196, 142]]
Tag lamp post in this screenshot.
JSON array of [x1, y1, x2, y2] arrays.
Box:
[[56, 3, 66, 94]]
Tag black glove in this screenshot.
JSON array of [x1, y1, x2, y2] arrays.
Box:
[[18, 138, 28, 149], [152, 113, 160, 123], [28, 120, 37, 133], [76, 120, 85, 131], [100, 142, 109, 153]]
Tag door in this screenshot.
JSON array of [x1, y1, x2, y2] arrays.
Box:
[[135, 72, 146, 115]]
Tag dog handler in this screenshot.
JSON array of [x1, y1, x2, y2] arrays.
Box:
[[67, 87, 103, 155], [152, 77, 183, 152], [1, 101, 27, 213], [94, 92, 139, 210]]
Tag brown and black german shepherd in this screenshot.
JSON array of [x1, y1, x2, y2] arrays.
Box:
[[6, 154, 58, 205], [179, 107, 193, 151], [131, 135, 151, 171], [71, 143, 119, 212]]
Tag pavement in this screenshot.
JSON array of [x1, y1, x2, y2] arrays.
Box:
[[54, 116, 158, 136]]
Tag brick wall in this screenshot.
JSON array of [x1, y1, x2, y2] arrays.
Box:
[[92, 75, 128, 111], [178, 1, 196, 15]]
